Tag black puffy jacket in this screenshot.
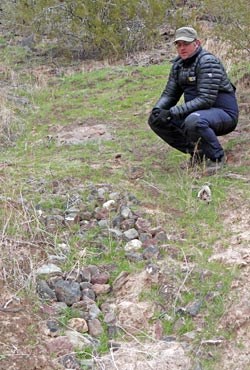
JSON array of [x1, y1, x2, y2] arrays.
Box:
[[154, 46, 237, 120]]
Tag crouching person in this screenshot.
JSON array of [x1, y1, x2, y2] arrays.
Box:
[[148, 26, 239, 173]]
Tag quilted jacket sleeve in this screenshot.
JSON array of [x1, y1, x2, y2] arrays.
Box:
[[169, 54, 224, 119], [153, 64, 183, 110]]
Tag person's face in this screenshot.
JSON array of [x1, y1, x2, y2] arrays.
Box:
[[175, 40, 199, 60]]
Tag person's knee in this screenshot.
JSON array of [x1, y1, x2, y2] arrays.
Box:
[[184, 113, 201, 140]]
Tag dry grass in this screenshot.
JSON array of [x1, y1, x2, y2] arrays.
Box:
[[0, 90, 25, 146], [199, 21, 246, 72], [30, 66, 53, 90], [0, 196, 54, 292], [0, 92, 15, 145]]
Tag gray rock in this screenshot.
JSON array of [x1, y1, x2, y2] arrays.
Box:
[[139, 232, 153, 244], [51, 301, 68, 314], [46, 319, 60, 336], [142, 245, 159, 260], [125, 252, 144, 262], [54, 279, 81, 306], [112, 215, 123, 228], [64, 330, 95, 350], [110, 228, 124, 239], [98, 219, 109, 228], [120, 205, 132, 219], [127, 193, 140, 204], [97, 187, 108, 199], [36, 280, 57, 300], [81, 287, 96, 301], [186, 300, 203, 317], [88, 303, 102, 320], [80, 282, 93, 290], [123, 228, 139, 241]]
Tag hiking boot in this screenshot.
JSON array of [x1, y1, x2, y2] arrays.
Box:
[[204, 155, 226, 175]]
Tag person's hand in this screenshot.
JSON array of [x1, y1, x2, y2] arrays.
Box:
[[152, 108, 161, 118], [158, 109, 171, 123], [148, 108, 160, 125], [151, 108, 161, 118], [148, 108, 172, 126]]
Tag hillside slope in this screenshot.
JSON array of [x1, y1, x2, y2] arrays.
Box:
[[0, 37, 249, 370]]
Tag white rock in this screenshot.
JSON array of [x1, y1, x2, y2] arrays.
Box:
[[103, 199, 115, 210], [35, 263, 62, 275], [124, 239, 142, 252]]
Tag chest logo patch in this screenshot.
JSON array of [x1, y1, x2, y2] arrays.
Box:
[[188, 77, 196, 82]]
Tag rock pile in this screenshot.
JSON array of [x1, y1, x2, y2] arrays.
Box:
[[34, 184, 170, 368]]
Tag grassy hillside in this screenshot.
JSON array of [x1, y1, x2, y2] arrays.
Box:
[[0, 40, 250, 370]]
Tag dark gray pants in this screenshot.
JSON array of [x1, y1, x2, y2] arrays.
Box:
[[148, 108, 237, 160]]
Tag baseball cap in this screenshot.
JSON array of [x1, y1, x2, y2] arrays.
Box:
[[174, 27, 198, 43]]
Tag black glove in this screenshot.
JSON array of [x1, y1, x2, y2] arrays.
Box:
[[148, 108, 160, 125], [148, 108, 172, 126], [151, 107, 161, 117], [157, 109, 172, 123]]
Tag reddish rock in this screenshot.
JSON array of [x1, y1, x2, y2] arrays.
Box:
[[91, 271, 110, 284], [92, 283, 111, 295], [88, 319, 103, 337], [46, 336, 73, 356]]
